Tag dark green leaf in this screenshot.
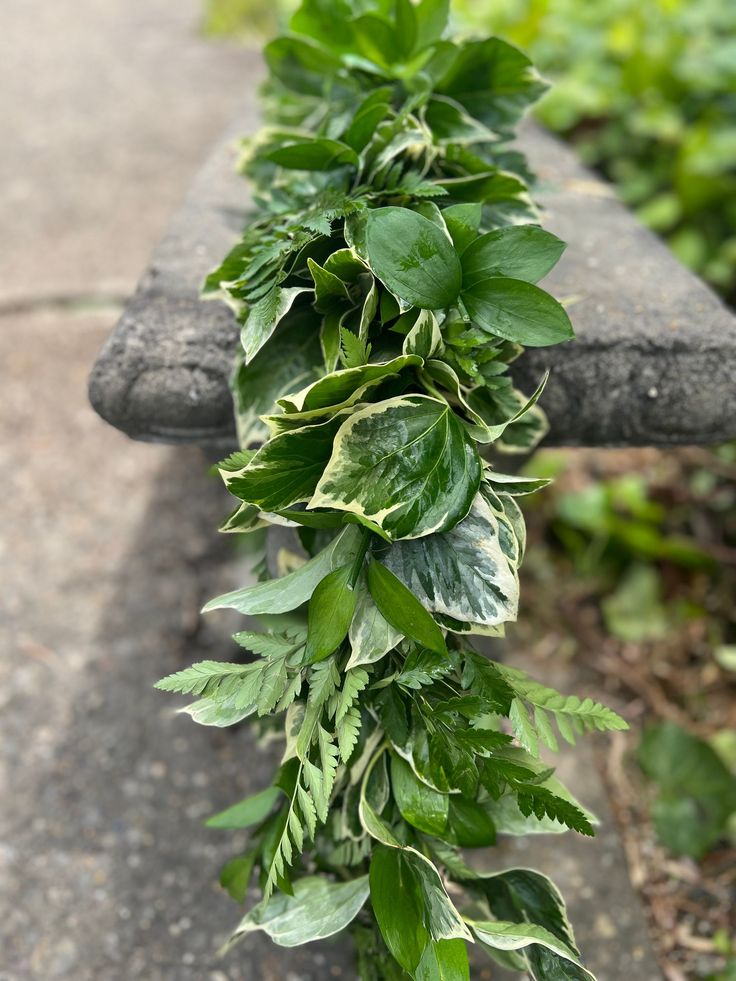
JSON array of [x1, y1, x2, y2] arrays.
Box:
[[219, 852, 257, 903], [447, 797, 496, 847], [370, 846, 429, 973], [461, 226, 566, 288], [367, 560, 447, 655], [365, 207, 462, 310], [391, 754, 449, 835], [416, 938, 470, 981], [462, 277, 574, 347], [305, 564, 359, 662], [267, 137, 360, 171], [442, 203, 482, 255]]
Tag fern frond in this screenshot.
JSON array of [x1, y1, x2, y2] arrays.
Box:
[[155, 661, 258, 697]]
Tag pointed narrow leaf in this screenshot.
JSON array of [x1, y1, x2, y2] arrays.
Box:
[[241, 286, 310, 363], [206, 787, 281, 829], [305, 564, 358, 662], [367, 560, 447, 655]]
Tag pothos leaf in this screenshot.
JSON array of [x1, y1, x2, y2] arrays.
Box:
[[310, 395, 481, 541]]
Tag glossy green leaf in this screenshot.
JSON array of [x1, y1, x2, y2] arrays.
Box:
[[462, 277, 574, 347], [367, 560, 447, 655], [365, 207, 462, 309], [370, 846, 429, 973], [279, 355, 421, 413], [347, 571, 403, 668], [391, 754, 449, 835], [416, 939, 470, 981], [461, 226, 566, 288], [447, 797, 496, 847], [442, 203, 482, 255], [310, 395, 481, 541], [305, 564, 358, 662]]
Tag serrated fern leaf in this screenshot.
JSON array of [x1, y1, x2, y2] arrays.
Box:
[[335, 669, 370, 725], [233, 630, 306, 659], [308, 660, 341, 710], [501, 667, 628, 751], [514, 784, 594, 837], [256, 656, 290, 717], [339, 327, 371, 369], [337, 705, 362, 763], [155, 661, 258, 697]]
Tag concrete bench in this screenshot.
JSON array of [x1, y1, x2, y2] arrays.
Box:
[[88, 115, 736, 451]]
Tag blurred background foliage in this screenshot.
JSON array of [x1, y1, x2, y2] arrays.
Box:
[[203, 1, 736, 972]]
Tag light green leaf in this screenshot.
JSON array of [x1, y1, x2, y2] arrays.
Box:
[[310, 395, 481, 541], [178, 698, 256, 728], [241, 286, 310, 363], [403, 310, 444, 359], [462, 278, 573, 348], [367, 560, 447, 656], [203, 527, 362, 615], [365, 207, 462, 309], [206, 787, 281, 829], [228, 875, 369, 948], [305, 564, 358, 662], [380, 493, 519, 632], [461, 226, 566, 288]]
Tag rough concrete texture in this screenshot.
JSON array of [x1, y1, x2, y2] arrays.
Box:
[[3, 0, 661, 976], [88, 108, 736, 448]]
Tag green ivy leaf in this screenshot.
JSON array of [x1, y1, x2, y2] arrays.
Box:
[[365, 207, 462, 309]]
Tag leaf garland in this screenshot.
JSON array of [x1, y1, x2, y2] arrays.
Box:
[[154, 4, 625, 980]]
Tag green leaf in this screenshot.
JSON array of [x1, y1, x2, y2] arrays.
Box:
[[155, 660, 255, 697], [225, 415, 343, 511], [347, 571, 403, 668], [343, 90, 393, 153], [469, 920, 595, 981], [462, 277, 573, 348], [441, 203, 482, 255], [391, 754, 449, 836], [370, 846, 429, 973], [203, 526, 362, 615], [447, 797, 496, 847], [231, 316, 321, 447], [461, 226, 566, 288], [264, 35, 342, 96], [416, 939, 470, 981], [380, 493, 519, 632], [339, 326, 371, 369], [228, 875, 370, 949], [219, 853, 256, 904], [414, 0, 450, 48], [311, 395, 481, 541], [370, 846, 471, 973], [365, 207, 462, 309], [305, 564, 359, 662], [206, 787, 281, 829], [267, 137, 360, 171], [241, 286, 310, 363], [279, 355, 420, 414], [367, 560, 447, 656], [402, 310, 444, 359]]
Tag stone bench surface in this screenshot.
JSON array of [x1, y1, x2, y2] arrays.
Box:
[[89, 112, 736, 449]]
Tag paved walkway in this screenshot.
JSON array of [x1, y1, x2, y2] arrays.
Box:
[[0, 2, 661, 978]]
